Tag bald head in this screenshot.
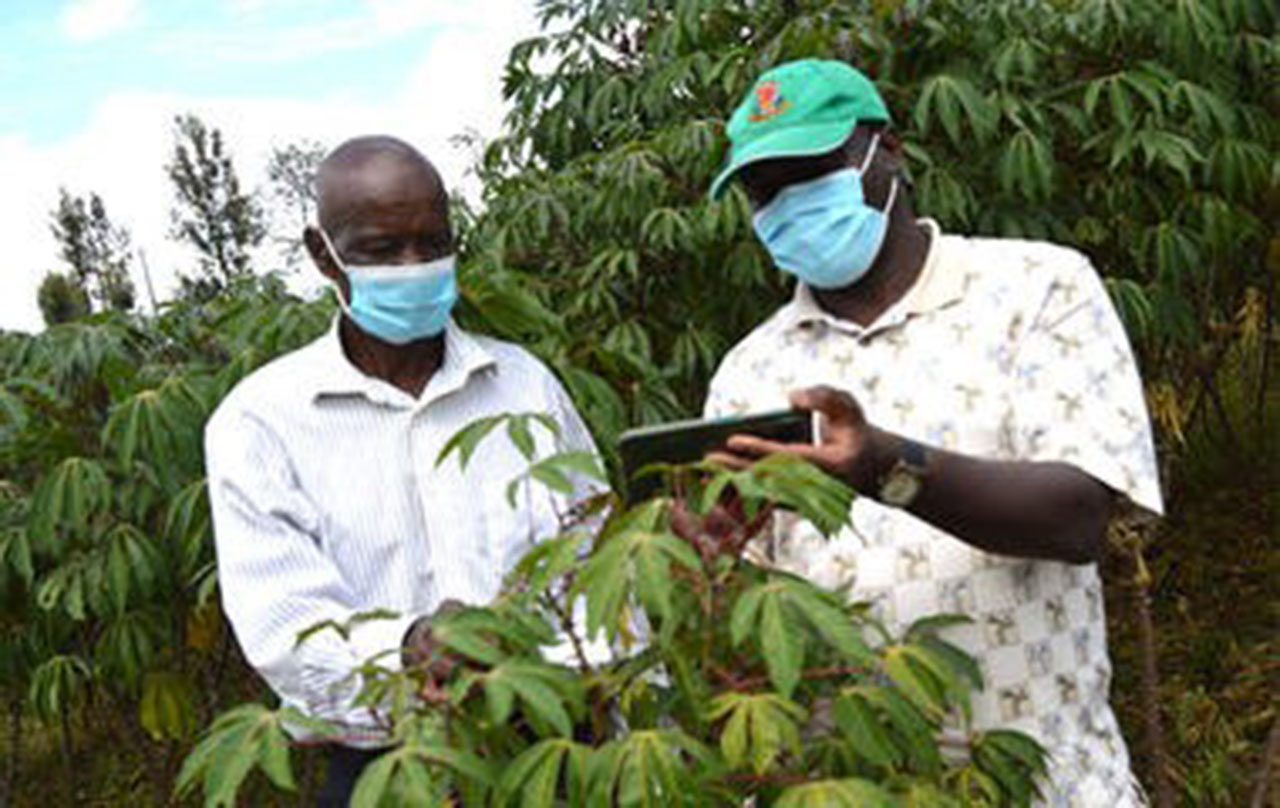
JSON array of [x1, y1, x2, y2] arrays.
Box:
[[315, 135, 447, 232], [304, 135, 454, 288]]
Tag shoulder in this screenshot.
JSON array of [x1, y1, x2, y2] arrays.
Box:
[[206, 336, 328, 441], [963, 235, 1094, 283], [471, 333, 555, 380], [467, 332, 569, 402], [710, 303, 799, 384], [952, 235, 1106, 317]]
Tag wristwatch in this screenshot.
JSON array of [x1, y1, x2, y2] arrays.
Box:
[[877, 438, 928, 508]]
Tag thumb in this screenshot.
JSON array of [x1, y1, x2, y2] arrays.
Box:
[[788, 385, 865, 430]]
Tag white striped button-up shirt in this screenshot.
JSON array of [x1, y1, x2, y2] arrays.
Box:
[[204, 319, 597, 741]]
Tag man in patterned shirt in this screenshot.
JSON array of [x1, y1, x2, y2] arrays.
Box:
[[703, 59, 1163, 806]]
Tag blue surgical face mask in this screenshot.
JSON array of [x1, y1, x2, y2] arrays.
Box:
[[752, 134, 899, 290], [319, 229, 459, 345]]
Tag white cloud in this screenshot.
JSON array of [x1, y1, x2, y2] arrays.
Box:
[[60, 0, 141, 42], [162, 0, 513, 65], [1, 0, 535, 333]]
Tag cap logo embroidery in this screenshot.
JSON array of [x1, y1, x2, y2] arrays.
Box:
[[748, 80, 791, 122]]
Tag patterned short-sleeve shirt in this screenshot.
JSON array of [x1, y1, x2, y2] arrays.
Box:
[[705, 220, 1162, 807]]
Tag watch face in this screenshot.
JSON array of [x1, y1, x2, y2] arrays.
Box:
[[881, 470, 922, 507]]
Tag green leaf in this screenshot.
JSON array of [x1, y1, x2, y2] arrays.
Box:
[[500, 739, 591, 807], [729, 583, 766, 647], [140, 671, 200, 741], [775, 778, 897, 808], [785, 582, 875, 666], [258, 721, 297, 792], [832, 693, 898, 769], [883, 646, 947, 718], [349, 752, 400, 808], [707, 693, 805, 775], [914, 74, 997, 146], [529, 460, 573, 495], [856, 686, 941, 774], [27, 654, 91, 723], [435, 414, 506, 470], [760, 593, 803, 698], [29, 456, 111, 552], [508, 416, 537, 460], [175, 703, 298, 806], [485, 661, 581, 738], [485, 675, 516, 726], [0, 527, 34, 585]]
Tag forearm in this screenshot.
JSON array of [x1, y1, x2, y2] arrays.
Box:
[[868, 429, 1113, 564]]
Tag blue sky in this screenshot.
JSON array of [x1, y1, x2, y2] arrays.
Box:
[[0, 0, 535, 331], [2, 0, 442, 141]]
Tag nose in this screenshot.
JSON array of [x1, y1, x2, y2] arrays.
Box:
[[392, 244, 436, 265]]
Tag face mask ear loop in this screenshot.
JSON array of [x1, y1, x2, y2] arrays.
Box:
[[859, 133, 898, 215], [858, 132, 882, 174], [317, 227, 355, 317], [880, 174, 900, 216]]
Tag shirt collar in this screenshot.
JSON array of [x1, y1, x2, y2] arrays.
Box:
[[782, 218, 964, 337], [310, 317, 497, 409]]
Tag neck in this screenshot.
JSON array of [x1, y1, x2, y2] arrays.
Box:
[[812, 204, 931, 327], [339, 318, 446, 398]]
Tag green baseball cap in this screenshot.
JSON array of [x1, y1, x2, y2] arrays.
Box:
[[709, 59, 891, 199]]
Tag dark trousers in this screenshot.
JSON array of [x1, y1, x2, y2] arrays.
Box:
[[318, 745, 385, 807]]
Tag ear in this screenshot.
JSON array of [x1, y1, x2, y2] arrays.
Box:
[[879, 129, 906, 171], [303, 226, 341, 282]]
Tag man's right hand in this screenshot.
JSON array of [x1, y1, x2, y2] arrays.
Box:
[[402, 599, 466, 683], [707, 386, 893, 495]]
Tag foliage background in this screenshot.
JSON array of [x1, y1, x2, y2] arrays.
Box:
[[0, 0, 1275, 804]]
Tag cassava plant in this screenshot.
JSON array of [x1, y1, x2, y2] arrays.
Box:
[[178, 415, 1047, 807]]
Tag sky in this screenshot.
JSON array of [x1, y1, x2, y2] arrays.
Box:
[[0, 0, 540, 332]]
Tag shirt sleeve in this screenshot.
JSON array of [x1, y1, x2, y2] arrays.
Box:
[[536, 367, 618, 668], [547, 371, 603, 488], [704, 371, 732, 419], [703, 352, 753, 419], [205, 405, 416, 741], [1003, 252, 1164, 516]]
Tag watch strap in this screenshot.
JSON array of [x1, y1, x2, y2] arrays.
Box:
[[900, 438, 927, 471]]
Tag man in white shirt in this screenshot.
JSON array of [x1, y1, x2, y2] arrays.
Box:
[[704, 60, 1162, 806], [204, 136, 597, 805]]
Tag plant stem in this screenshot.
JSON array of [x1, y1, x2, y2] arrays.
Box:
[[2, 697, 20, 807], [1255, 270, 1273, 449], [1128, 537, 1174, 808], [545, 591, 592, 674], [58, 702, 75, 805], [1248, 716, 1279, 808], [714, 665, 871, 693]]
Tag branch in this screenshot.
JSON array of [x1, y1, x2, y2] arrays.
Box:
[[1249, 715, 1279, 808], [722, 770, 809, 787], [711, 665, 872, 693], [542, 591, 592, 674]]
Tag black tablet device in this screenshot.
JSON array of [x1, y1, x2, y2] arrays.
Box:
[[618, 408, 816, 502]]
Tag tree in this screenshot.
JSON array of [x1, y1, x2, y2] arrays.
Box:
[[444, 3, 1273, 802], [167, 113, 265, 288], [35, 272, 91, 326], [264, 139, 326, 270], [178, 430, 1050, 806], [49, 189, 136, 313], [2, 1, 1274, 804], [456, 0, 1277, 470], [1, 279, 334, 803]]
